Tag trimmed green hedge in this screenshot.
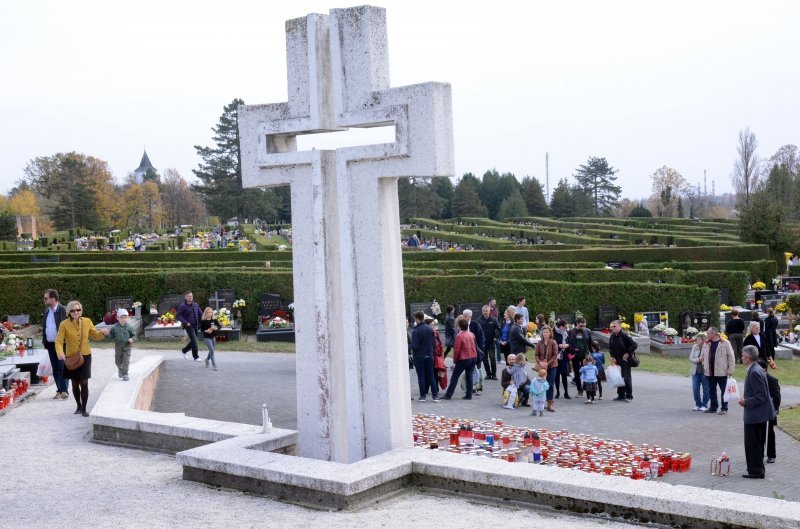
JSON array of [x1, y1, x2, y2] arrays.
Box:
[[0, 260, 293, 271], [401, 245, 770, 263], [2, 271, 293, 331], [637, 260, 776, 283], [402, 228, 516, 249], [404, 276, 720, 328], [0, 250, 288, 263]]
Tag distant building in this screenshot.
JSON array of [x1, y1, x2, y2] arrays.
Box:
[[133, 150, 156, 183]]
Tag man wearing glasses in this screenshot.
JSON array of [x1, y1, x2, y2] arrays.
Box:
[[42, 289, 68, 399]]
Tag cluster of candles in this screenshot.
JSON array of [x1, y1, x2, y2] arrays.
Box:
[[0, 378, 30, 410], [412, 414, 692, 480]]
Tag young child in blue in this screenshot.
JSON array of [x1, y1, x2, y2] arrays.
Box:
[[530, 369, 550, 416], [579, 356, 599, 404], [108, 308, 135, 381], [591, 341, 605, 400]]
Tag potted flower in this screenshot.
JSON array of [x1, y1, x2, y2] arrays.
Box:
[[664, 327, 678, 344], [233, 299, 246, 320], [752, 281, 767, 291], [132, 301, 142, 318]]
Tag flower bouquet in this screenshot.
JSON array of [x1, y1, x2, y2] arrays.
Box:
[[215, 308, 232, 328], [663, 327, 678, 344], [720, 304, 732, 311], [652, 323, 666, 333], [752, 281, 767, 291], [621, 322, 631, 331], [233, 299, 246, 309], [430, 300, 441, 317], [158, 309, 178, 326], [525, 322, 538, 338], [685, 326, 699, 337], [269, 317, 289, 329], [775, 302, 788, 313]]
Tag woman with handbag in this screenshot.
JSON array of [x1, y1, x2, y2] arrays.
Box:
[[56, 300, 109, 416], [535, 325, 559, 412]]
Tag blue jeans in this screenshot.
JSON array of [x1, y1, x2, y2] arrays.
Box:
[[182, 326, 199, 359], [412, 355, 437, 398], [496, 342, 502, 362], [445, 358, 475, 399], [692, 373, 709, 408], [546, 367, 557, 400], [45, 342, 68, 393], [707, 375, 728, 411], [204, 337, 217, 367]]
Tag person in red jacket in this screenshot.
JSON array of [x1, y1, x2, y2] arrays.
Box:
[[443, 319, 478, 400]]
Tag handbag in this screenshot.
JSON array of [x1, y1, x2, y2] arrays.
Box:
[[64, 318, 84, 370], [629, 353, 640, 368]]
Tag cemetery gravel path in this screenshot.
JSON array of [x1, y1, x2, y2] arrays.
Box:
[[9, 347, 648, 529]]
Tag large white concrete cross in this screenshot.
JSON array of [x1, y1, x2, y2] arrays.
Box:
[[239, 5, 454, 463]]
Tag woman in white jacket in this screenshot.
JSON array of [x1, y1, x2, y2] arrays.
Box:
[[689, 333, 709, 411]]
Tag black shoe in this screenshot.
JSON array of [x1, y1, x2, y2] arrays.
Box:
[[742, 474, 764, 479], [704, 408, 717, 413], [555, 393, 560, 399], [462, 396, 472, 400], [74, 408, 82, 414], [613, 397, 627, 402], [564, 394, 571, 399], [766, 458, 776, 464], [81, 411, 89, 417]]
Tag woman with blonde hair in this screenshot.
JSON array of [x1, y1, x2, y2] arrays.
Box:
[[498, 305, 516, 364], [56, 300, 109, 416], [200, 307, 221, 370]]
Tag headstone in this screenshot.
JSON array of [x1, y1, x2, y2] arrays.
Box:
[[679, 311, 711, 333], [780, 276, 800, 290], [754, 290, 777, 304], [408, 302, 433, 318], [239, 6, 453, 463], [457, 303, 484, 317], [640, 311, 669, 331], [719, 288, 729, 306], [596, 305, 619, 329], [157, 294, 184, 316], [208, 289, 236, 311], [556, 313, 575, 324], [760, 293, 785, 311], [6, 314, 30, 327], [258, 293, 282, 318], [606, 261, 624, 269], [106, 296, 134, 315]]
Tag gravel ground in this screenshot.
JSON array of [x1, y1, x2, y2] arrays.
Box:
[[8, 347, 649, 529]]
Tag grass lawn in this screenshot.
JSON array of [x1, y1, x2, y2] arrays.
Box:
[[636, 353, 800, 386], [133, 337, 295, 353], [780, 407, 800, 443]]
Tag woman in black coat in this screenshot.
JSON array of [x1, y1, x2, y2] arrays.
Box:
[[553, 320, 571, 399]]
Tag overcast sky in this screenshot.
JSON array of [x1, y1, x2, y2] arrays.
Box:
[[1, 0, 798, 201]]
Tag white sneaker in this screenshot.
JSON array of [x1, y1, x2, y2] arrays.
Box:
[[699, 406, 708, 412], [692, 406, 700, 411]]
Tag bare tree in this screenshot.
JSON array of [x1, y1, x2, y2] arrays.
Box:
[[731, 127, 761, 208]]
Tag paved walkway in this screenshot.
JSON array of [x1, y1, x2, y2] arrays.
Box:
[[7, 346, 649, 529], [152, 350, 800, 502]]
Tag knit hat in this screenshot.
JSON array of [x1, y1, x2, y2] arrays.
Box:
[[117, 308, 129, 318]]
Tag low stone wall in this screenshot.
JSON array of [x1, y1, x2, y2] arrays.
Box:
[[90, 355, 294, 454], [591, 330, 650, 354], [177, 436, 800, 528]]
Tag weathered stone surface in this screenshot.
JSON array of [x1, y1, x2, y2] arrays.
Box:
[[239, 5, 453, 463]]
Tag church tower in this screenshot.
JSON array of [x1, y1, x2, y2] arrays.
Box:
[[133, 150, 156, 183]]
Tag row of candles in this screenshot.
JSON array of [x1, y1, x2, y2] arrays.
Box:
[[0, 377, 30, 411], [412, 414, 691, 480]]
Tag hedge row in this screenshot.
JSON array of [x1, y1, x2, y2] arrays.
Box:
[[0, 250, 287, 263], [401, 228, 516, 249], [403, 261, 608, 270], [0, 260, 293, 271], [6, 270, 718, 331], [637, 260, 776, 283], [401, 245, 771, 263], [404, 276, 720, 329]]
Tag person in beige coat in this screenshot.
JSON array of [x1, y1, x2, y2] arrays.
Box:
[[701, 327, 736, 415]]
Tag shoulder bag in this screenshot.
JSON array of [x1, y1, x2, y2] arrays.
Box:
[[64, 318, 84, 370]]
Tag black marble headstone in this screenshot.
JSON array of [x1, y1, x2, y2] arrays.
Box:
[[157, 294, 185, 316], [597, 305, 619, 329], [208, 289, 236, 311], [759, 293, 785, 310], [106, 296, 134, 314], [409, 302, 434, 318], [640, 311, 668, 330], [780, 276, 800, 290], [754, 290, 777, 303], [258, 293, 282, 317], [556, 313, 575, 324], [679, 311, 711, 333], [457, 303, 484, 317]]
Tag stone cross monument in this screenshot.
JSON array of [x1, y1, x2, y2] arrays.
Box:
[[239, 6, 454, 463]]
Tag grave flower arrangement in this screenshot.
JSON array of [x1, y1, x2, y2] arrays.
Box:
[[664, 327, 678, 337], [215, 308, 232, 328], [620, 322, 631, 332], [268, 317, 289, 329], [775, 302, 788, 313], [132, 301, 142, 309], [752, 281, 767, 290], [430, 300, 441, 317], [652, 323, 666, 333], [233, 299, 246, 309], [158, 309, 176, 326], [685, 327, 699, 337], [525, 322, 538, 338], [720, 304, 732, 311]]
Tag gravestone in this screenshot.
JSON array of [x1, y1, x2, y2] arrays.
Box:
[[106, 296, 134, 315], [408, 302, 434, 318], [596, 305, 619, 330], [258, 293, 282, 318], [208, 289, 236, 311], [780, 276, 800, 290], [754, 290, 777, 304], [679, 311, 711, 333], [640, 311, 669, 331], [6, 314, 30, 327], [457, 303, 484, 317], [239, 5, 453, 463], [157, 294, 184, 316], [556, 313, 575, 324], [719, 288, 729, 306], [760, 293, 785, 311]]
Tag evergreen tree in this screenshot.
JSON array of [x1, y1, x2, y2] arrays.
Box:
[[676, 197, 684, 218], [738, 184, 793, 253], [628, 203, 653, 217], [521, 176, 549, 217], [549, 178, 575, 218], [497, 187, 528, 219], [193, 99, 246, 221], [142, 167, 161, 184], [430, 177, 454, 219], [0, 212, 16, 241], [452, 174, 488, 218], [398, 177, 445, 219], [573, 156, 621, 216]]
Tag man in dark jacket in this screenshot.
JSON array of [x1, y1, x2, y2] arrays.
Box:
[[509, 314, 532, 356], [608, 319, 638, 402], [42, 289, 69, 399], [176, 291, 202, 361], [410, 311, 439, 401], [567, 317, 592, 396], [739, 346, 776, 478], [477, 305, 501, 380], [757, 359, 781, 464]]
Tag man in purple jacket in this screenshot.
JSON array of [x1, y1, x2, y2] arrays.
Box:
[[176, 291, 202, 361]]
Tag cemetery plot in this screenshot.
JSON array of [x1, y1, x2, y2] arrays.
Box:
[[144, 294, 185, 340], [256, 293, 294, 342]]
